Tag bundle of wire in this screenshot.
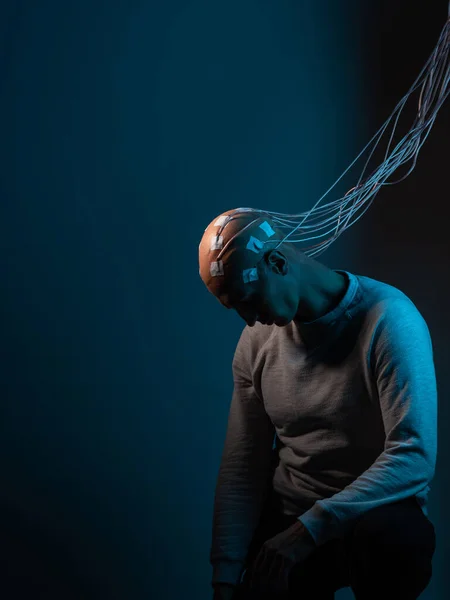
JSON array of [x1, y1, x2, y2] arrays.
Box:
[[232, 5, 450, 259]]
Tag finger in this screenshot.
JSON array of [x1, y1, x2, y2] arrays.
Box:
[[267, 554, 286, 594], [248, 548, 267, 591], [265, 554, 293, 596], [250, 549, 265, 582], [279, 558, 294, 594], [252, 548, 274, 592], [267, 552, 283, 581]]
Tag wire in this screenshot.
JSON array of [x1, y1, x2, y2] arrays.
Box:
[[224, 8, 450, 259]]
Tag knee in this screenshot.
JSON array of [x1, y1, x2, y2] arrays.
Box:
[[348, 500, 436, 598], [351, 500, 436, 562]]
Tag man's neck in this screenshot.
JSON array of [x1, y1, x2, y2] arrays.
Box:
[[294, 269, 348, 323]]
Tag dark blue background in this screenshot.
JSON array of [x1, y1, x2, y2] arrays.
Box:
[[0, 1, 448, 598]]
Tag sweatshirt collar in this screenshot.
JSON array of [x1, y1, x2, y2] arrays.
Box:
[[294, 270, 361, 348]]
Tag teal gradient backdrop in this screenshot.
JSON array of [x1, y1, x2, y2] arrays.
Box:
[[0, 1, 448, 599]]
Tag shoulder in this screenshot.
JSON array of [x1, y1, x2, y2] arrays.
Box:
[[364, 294, 433, 365], [356, 273, 429, 329], [349, 273, 433, 364]]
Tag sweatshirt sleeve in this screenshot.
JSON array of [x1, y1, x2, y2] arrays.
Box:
[[210, 327, 276, 587], [298, 298, 438, 546]]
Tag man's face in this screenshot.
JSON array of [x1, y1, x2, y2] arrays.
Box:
[[215, 265, 298, 327]]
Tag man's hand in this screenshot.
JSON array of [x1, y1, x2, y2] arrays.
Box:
[[248, 520, 317, 595], [212, 583, 236, 600]]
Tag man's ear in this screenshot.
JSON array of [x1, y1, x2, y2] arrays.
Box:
[[265, 250, 288, 275]]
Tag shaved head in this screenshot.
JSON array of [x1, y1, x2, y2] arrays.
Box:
[[198, 208, 348, 327], [198, 208, 283, 299]]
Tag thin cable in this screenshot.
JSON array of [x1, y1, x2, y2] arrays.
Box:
[[220, 10, 450, 260]]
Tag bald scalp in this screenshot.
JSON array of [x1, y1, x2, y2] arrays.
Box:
[[198, 208, 283, 297]]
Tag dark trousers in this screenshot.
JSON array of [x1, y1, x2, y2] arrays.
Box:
[[235, 491, 436, 600]]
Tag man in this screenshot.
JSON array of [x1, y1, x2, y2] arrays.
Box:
[[199, 208, 437, 600]]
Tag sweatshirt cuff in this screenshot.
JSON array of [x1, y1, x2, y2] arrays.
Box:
[[297, 500, 340, 547], [211, 561, 245, 588]]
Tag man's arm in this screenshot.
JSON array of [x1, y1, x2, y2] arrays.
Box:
[[210, 326, 275, 588], [298, 298, 437, 546]]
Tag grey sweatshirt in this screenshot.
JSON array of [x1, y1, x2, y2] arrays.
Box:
[[210, 270, 437, 587]]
